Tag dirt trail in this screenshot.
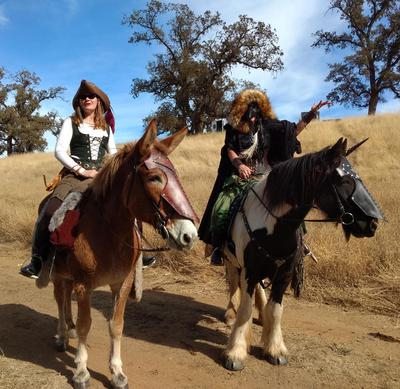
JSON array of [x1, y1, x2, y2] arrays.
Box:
[[1, 245, 399, 389]]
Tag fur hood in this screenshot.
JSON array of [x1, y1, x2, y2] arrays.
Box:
[[227, 89, 276, 134]]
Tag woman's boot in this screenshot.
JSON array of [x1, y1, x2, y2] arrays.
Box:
[[20, 197, 61, 279]]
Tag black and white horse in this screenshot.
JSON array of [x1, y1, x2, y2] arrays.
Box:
[[222, 138, 384, 371]]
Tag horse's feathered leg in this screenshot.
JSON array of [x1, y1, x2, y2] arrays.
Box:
[[223, 271, 254, 371], [224, 262, 241, 327], [73, 283, 92, 389], [261, 286, 288, 365]]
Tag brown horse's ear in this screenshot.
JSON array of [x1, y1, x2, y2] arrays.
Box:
[[136, 119, 158, 161], [156, 127, 188, 156]]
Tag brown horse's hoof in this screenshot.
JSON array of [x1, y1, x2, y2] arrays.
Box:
[[264, 354, 288, 366], [111, 373, 129, 389]]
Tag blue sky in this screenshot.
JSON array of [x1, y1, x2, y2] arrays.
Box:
[[1, 0, 399, 150]]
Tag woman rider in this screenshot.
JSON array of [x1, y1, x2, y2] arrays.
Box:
[[20, 80, 118, 278]]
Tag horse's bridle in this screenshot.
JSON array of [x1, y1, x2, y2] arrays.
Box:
[[249, 184, 355, 226], [131, 149, 199, 241]]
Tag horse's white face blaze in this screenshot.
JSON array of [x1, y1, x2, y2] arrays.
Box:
[[166, 218, 197, 250]]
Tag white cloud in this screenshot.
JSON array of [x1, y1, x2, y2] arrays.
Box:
[[0, 5, 9, 26]]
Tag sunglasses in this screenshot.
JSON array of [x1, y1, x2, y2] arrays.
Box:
[[79, 94, 97, 100]]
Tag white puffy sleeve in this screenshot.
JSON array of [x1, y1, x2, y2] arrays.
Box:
[[54, 117, 78, 170], [107, 127, 117, 155]]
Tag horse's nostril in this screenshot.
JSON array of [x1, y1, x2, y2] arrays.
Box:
[[183, 233, 192, 244], [370, 219, 378, 232]]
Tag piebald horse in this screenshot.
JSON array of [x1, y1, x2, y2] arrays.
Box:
[[39, 120, 198, 389], [222, 138, 383, 371]]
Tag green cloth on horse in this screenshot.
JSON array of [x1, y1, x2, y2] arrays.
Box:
[[210, 175, 256, 245]]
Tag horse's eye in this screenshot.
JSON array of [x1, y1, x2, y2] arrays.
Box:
[[148, 175, 163, 184]]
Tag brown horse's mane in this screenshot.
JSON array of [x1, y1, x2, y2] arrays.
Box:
[[90, 142, 137, 202], [90, 139, 168, 203]]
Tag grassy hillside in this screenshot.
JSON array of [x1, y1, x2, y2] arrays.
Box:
[[1, 113, 399, 315]]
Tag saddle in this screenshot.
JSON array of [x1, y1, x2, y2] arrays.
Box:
[[49, 192, 82, 249]]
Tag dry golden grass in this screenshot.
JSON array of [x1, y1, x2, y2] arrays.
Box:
[[1, 114, 399, 315]]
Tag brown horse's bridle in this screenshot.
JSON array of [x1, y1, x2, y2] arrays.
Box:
[[132, 149, 199, 241]]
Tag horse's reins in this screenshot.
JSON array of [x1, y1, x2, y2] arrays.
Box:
[[249, 185, 355, 226]]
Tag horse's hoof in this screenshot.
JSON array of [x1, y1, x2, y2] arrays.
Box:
[[55, 338, 68, 352], [73, 371, 90, 389], [111, 373, 129, 389], [73, 380, 90, 389], [264, 354, 288, 366], [223, 355, 245, 371]]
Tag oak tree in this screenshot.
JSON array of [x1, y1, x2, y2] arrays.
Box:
[[313, 0, 400, 115], [124, 0, 283, 133], [0, 68, 64, 156]]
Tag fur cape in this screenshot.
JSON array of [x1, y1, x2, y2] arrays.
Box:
[[227, 89, 276, 134]]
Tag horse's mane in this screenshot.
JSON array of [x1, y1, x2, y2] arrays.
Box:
[[89, 139, 170, 202], [264, 146, 331, 209], [90, 142, 137, 201]]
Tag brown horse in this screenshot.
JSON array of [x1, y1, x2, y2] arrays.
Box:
[[39, 120, 198, 389]]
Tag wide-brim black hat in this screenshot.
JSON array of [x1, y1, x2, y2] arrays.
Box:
[[72, 80, 110, 112]]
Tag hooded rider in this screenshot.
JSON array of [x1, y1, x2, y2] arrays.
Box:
[[198, 89, 329, 264]]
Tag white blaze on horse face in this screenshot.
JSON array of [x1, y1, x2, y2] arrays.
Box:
[[167, 218, 197, 250]]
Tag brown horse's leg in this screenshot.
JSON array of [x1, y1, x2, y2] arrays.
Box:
[[109, 274, 134, 389], [53, 278, 69, 352], [224, 262, 241, 327], [65, 280, 77, 338], [73, 283, 92, 389]]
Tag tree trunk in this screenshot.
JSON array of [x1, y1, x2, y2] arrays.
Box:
[[190, 114, 205, 134], [7, 136, 13, 156], [368, 92, 378, 115]]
